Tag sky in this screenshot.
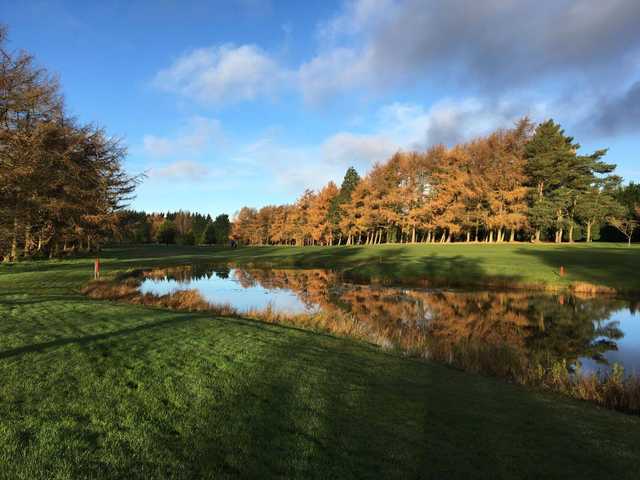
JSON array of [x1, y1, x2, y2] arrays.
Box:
[[2, 0, 640, 217]]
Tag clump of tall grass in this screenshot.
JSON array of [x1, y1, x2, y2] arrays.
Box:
[[423, 340, 640, 414], [528, 361, 640, 414], [82, 279, 378, 345], [82, 279, 237, 314]]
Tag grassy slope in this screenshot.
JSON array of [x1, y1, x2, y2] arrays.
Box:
[[1, 245, 640, 479]]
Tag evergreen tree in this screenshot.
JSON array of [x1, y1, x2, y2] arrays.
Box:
[[212, 214, 231, 245], [329, 167, 361, 244], [525, 120, 618, 242], [156, 220, 177, 245], [202, 223, 217, 244], [525, 120, 577, 242]]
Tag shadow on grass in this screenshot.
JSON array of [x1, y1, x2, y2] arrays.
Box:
[[134, 316, 640, 478], [2, 289, 640, 478], [95, 244, 523, 290], [515, 245, 640, 294]]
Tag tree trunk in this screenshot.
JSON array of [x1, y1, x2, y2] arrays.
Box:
[[10, 214, 19, 261], [509, 229, 515, 242], [488, 230, 494, 243], [586, 222, 592, 243], [411, 227, 416, 243], [568, 223, 574, 243], [23, 221, 31, 257], [466, 231, 471, 242]]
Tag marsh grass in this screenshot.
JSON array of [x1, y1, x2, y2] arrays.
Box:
[[430, 341, 640, 414]]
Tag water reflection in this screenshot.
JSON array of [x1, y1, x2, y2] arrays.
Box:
[[139, 265, 639, 378]]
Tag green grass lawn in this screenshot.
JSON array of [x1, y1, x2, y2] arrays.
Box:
[[105, 242, 640, 292], [1, 244, 640, 479]]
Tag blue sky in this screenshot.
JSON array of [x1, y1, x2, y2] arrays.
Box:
[[3, 0, 640, 217]]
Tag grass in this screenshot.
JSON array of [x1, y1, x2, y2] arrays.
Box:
[[1, 244, 640, 478], [103, 242, 640, 293], [83, 268, 640, 414]]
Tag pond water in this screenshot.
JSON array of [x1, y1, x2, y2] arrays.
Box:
[[139, 264, 640, 378]]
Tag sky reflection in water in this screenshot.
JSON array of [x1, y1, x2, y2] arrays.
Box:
[[140, 265, 640, 377]]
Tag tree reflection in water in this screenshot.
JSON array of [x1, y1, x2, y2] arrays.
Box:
[[143, 265, 631, 381]]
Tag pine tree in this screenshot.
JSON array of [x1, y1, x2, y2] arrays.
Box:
[[202, 223, 217, 244], [524, 120, 612, 243], [328, 167, 361, 244], [156, 220, 177, 245], [212, 214, 231, 245]]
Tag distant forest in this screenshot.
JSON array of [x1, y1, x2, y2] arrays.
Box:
[[112, 211, 231, 247], [2, 28, 640, 262]]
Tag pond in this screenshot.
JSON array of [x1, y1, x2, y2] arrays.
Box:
[[139, 264, 640, 378]]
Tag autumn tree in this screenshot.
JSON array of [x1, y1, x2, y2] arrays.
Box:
[[229, 120, 625, 247], [308, 182, 338, 245], [0, 27, 139, 260]]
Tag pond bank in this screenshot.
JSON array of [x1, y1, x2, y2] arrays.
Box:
[[102, 243, 640, 295], [83, 264, 640, 415]]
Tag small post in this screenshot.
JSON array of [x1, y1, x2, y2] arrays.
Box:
[[94, 257, 101, 280], [559, 265, 565, 277]]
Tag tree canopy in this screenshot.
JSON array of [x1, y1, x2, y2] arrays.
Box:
[[232, 120, 631, 246], [0, 27, 140, 260]]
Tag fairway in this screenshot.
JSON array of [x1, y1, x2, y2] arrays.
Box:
[[3, 6, 640, 478], [104, 242, 640, 292], [1, 245, 640, 479]]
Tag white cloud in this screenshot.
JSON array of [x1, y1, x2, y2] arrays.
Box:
[[297, 47, 374, 104], [142, 117, 224, 157], [148, 160, 210, 181], [322, 131, 398, 166], [153, 44, 288, 104], [300, 0, 640, 104], [228, 97, 542, 193], [318, 0, 395, 41], [151, 1, 640, 113], [139, 94, 554, 199]]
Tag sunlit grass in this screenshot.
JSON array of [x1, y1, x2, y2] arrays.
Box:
[[100, 242, 640, 293]]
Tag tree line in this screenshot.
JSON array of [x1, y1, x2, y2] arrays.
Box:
[[0, 27, 139, 261], [110, 210, 231, 246], [232, 119, 640, 246]]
